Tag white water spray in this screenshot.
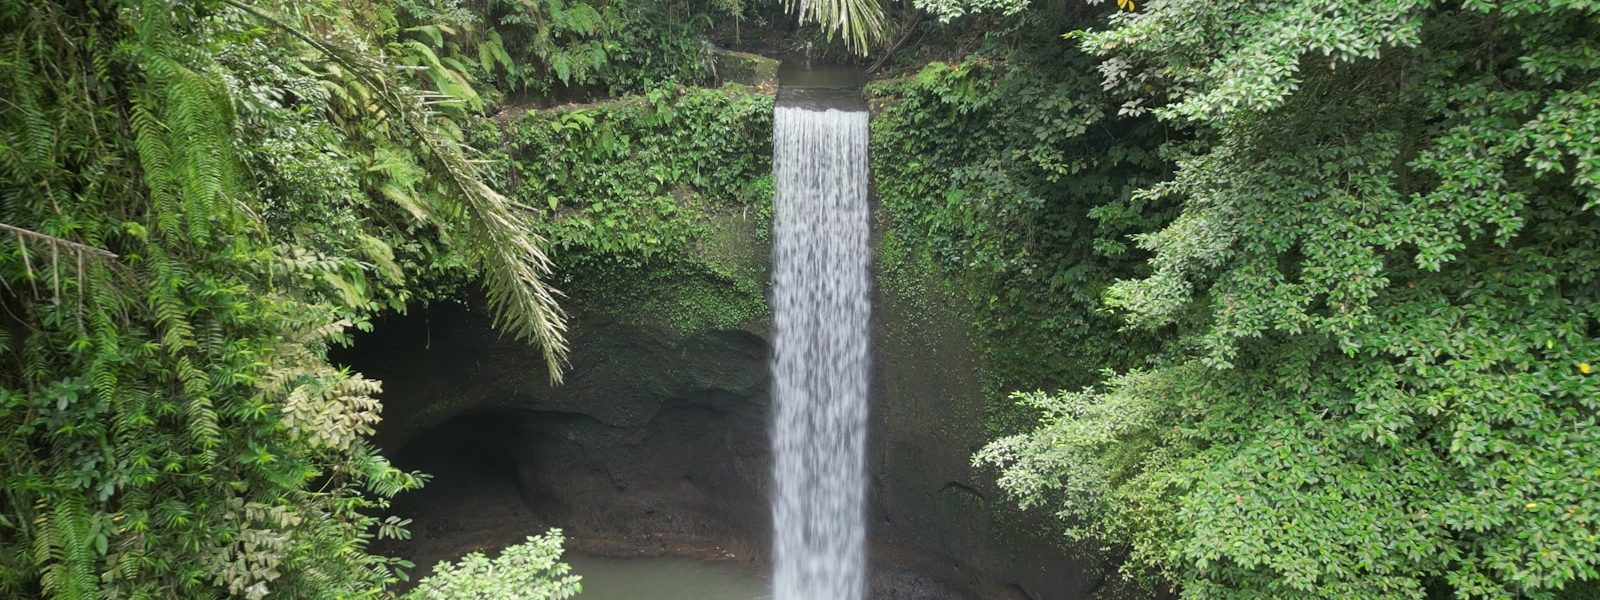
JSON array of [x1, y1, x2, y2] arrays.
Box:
[[770, 105, 872, 600]]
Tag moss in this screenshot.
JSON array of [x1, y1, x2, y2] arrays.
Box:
[[563, 255, 765, 336], [498, 85, 775, 336], [561, 201, 769, 336], [875, 206, 1044, 440], [711, 50, 779, 87]]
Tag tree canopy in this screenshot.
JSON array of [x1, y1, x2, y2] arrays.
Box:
[[966, 1, 1600, 597]]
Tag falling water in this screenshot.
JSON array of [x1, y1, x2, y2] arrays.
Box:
[[770, 105, 871, 600]]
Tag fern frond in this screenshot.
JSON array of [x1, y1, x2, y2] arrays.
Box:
[[129, 99, 182, 241], [34, 498, 97, 599]]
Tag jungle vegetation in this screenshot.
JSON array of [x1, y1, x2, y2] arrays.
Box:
[[3, 0, 1599, 599], [871, 0, 1600, 598], [0, 0, 761, 597]]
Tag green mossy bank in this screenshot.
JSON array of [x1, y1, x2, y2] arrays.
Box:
[[494, 86, 776, 337], [367, 83, 778, 448]]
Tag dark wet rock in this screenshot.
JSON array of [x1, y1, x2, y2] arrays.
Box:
[[346, 301, 770, 545], [872, 567, 980, 600], [712, 49, 780, 87], [777, 87, 868, 111]]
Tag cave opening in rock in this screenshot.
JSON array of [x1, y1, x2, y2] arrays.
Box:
[[375, 408, 549, 579], [337, 303, 777, 590], [369, 401, 780, 599]]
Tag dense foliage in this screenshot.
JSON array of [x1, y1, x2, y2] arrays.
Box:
[[399, 0, 723, 98], [966, 1, 1600, 598], [500, 87, 773, 262], [868, 10, 1173, 420], [404, 531, 581, 600], [0, 0, 760, 596]]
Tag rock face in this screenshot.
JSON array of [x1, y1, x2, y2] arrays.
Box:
[[346, 303, 774, 572], [344, 144, 1110, 600], [712, 49, 780, 87], [871, 267, 1115, 600], [349, 288, 1110, 598], [360, 306, 768, 450]]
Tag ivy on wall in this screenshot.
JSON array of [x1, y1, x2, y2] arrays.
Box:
[[867, 20, 1174, 428], [494, 86, 776, 333]]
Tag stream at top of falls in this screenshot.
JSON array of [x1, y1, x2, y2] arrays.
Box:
[[769, 105, 873, 600]]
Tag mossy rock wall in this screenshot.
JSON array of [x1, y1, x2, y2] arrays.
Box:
[[872, 243, 1120, 600], [347, 85, 784, 567], [352, 82, 1123, 599], [346, 296, 775, 575], [711, 50, 780, 87]]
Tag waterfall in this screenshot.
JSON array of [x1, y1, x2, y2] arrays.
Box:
[[770, 105, 871, 600]]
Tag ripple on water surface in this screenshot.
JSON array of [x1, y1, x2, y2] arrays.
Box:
[[565, 554, 771, 600]]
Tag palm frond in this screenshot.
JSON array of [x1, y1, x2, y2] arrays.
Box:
[[784, 0, 887, 55], [223, 0, 570, 382]]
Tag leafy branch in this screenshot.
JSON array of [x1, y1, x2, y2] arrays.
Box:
[[222, 0, 570, 382], [0, 223, 119, 261], [0, 222, 125, 306]]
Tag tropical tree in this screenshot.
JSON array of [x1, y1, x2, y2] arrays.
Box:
[[978, 0, 1600, 597], [783, 0, 889, 54]]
